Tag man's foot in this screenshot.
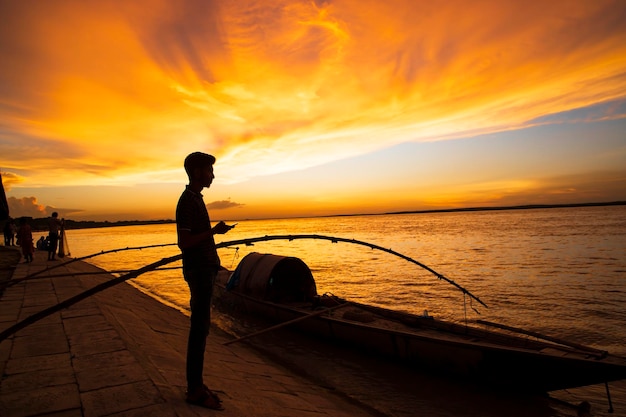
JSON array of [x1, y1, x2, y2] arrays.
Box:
[[186, 385, 224, 410]]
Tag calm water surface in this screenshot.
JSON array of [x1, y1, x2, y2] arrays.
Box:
[[61, 205, 626, 416]]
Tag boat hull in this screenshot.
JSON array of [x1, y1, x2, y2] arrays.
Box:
[[215, 273, 626, 393]]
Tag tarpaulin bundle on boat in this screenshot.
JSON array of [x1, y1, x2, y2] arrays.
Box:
[[226, 252, 317, 302]]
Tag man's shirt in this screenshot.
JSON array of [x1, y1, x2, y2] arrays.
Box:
[[176, 187, 220, 269], [48, 217, 62, 234]]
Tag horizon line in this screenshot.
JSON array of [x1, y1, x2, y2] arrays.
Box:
[[19, 200, 624, 226]]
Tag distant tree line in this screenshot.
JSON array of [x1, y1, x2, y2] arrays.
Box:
[[386, 201, 626, 216], [24, 218, 174, 232]]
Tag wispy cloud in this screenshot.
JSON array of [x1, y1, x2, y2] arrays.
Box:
[[206, 199, 245, 210], [1, 0, 625, 189]]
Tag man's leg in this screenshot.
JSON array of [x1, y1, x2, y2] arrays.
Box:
[[48, 233, 58, 260], [184, 267, 216, 391]]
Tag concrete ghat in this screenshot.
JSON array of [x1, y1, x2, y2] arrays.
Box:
[[0, 251, 376, 417]]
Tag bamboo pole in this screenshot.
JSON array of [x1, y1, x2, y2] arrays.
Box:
[[1, 233, 486, 341], [0, 266, 183, 288], [10, 234, 487, 307], [223, 302, 351, 346], [0, 254, 182, 341], [214, 234, 488, 309]]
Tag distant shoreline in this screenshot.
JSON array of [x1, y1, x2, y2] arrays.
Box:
[[15, 200, 626, 231], [26, 218, 176, 232], [383, 200, 626, 216]]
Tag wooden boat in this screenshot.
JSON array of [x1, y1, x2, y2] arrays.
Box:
[[215, 251, 626, 395]]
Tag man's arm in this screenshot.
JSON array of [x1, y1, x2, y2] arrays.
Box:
[[177, 221, 232, 250], [177, 228, 211, 250]]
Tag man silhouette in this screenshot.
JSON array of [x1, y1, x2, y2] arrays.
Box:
[[176, 152, 234, 410]]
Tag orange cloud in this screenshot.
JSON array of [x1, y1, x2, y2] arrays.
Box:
[[0, 171, 23, 190], [206, 199, 245, 210], [1, 0, 625, 189], [7, 196, 47, 218], [6, 196, 82, 220]]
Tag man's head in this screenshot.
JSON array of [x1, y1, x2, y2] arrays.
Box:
[[52, 212, 58, 218], [184, 152, 216, 187]]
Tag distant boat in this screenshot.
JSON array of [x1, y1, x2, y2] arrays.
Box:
[[215, 251, 626, 396]]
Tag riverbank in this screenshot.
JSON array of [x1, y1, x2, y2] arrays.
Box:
[[0, 250, 377, 416]]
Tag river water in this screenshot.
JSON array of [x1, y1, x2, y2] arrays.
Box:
[[60, 205, 626, 416]]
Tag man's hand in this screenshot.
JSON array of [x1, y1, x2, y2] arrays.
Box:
[[213, 221, 235, 234]]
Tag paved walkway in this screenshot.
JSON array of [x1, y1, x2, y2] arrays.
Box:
[[0, 250, 376, 417]]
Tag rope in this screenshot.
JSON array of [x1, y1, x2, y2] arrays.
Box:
[[463, 293, 468, 329], [229, 246, 240, 269]]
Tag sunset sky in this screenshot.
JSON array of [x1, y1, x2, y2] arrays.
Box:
[[1, 0, 625, 221]]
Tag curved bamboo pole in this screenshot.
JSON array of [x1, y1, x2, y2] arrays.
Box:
[[4, 242, 179, 286], [1, 233, 486, 341], [213, 234, 488, 308], [0, 266, 184, 287]]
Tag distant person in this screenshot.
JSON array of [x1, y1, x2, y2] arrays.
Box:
[[16, 217, 34, 263], [9, 219, 16, 245], [176, 152, 234, 410], [36, 236, 46, 250], [47, 212, 63, 261], [3, 218, 14, 246]]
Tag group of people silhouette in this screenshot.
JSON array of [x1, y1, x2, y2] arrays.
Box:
[[2, 212, 64, 263]]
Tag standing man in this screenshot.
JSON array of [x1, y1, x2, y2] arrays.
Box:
[[47, 212, 63, 261], [17, 217, 34, 263], [176, 152, 234, 410]]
